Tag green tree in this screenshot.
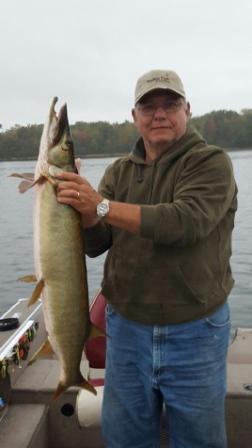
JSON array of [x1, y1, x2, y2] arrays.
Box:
[[1, 110, 252, 161]]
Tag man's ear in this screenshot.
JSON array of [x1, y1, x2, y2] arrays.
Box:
[[186, 102, 191, 119], [132, 108, 137, 123]]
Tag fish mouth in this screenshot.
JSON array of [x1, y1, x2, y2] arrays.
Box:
[[50, 97, 71, 147]]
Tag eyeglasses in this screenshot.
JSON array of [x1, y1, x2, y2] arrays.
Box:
[[137, 99, 184, 117]]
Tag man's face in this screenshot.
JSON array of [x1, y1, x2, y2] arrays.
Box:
[[132, 90, 190, 151]]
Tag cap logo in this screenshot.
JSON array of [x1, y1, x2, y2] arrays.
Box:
[[147, 76, 171, 83]]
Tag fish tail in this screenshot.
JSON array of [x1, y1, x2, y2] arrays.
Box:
[[79, 378, 97, 396], [53, 375, 97, 400]]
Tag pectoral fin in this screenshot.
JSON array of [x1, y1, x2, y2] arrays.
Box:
[[9, 172, 52, 193], [42, 172, 57, 187], [28, 278, 45, 306], [18, 275, 37, 283], [9, 172, 34, 181], [9, 172, 34, 193], [18, 180, 35, 193], [75, 158, 81, 174]]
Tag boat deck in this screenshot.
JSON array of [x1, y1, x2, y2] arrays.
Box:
[[1, 299, 252, 447]]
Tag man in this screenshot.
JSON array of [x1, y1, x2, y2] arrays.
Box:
[[57, 69, 237, 447]]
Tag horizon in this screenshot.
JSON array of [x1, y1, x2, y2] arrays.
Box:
[[1, 106, 251, 133]]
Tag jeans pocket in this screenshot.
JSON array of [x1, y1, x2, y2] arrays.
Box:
[[205, 303, 230, 328]]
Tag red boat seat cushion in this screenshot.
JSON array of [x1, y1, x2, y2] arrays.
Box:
[[85, 291, 107, 368]]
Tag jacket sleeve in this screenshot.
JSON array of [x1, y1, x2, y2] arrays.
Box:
[[140, 148, 237, 246], [84, 163, 115, 257]]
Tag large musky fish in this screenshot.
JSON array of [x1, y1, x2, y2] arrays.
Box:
[[11, 97, 102, 398]]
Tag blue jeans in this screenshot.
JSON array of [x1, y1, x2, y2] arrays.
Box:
[[102, 302, 230, 448]]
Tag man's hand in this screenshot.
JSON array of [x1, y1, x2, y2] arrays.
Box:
[[56, 171, 141, 234], [56, 172, 102, 228]]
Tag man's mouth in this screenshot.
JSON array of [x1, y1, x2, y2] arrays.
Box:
[[151, 126, 171, 130]]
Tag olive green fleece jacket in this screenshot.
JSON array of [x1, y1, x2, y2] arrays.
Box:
[[84, 127, 237, 325]]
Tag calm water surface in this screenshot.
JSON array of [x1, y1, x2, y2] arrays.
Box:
[[0, 151, 251, 330]]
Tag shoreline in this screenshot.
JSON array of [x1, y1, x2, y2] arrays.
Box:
[[0, 153, 127, 162], [1, 148, 252, 162]]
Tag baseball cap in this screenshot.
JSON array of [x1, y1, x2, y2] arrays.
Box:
[[134, 69, 186, 104]]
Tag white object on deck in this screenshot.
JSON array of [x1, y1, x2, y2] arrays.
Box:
[[76, 386, 104, 428]]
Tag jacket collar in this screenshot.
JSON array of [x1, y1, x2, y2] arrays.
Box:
[[129, 126, 206, 166]]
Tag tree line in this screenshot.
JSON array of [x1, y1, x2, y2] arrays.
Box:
[[0, 109, 252, 160]]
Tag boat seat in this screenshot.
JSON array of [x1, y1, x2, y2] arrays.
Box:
[[85, 292, 106, 369]]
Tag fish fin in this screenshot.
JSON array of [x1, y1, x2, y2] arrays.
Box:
[[18, 180, 34, 193], [75, 158, 81, 174], [18, 274, 37, 283], [19, 175, 55, 193], [10, 172, 47, 193], [41, 172, 57, 187], [53, 377, 97, 400], [28, 338, 54, 366], [88, 323, 106, 341], [9, 172, 34, 181], [28, 278, 45, 306], [9, 172, 34, 193], [10, 171, 56, 191], [79, 379, 97, 396], [53, 382, 68, 400], [31, 173, 57, 188]]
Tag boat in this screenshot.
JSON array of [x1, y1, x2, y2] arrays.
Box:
[[0, 292, 252, 448]]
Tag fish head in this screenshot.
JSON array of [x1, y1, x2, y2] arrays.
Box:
[[36, 97, 77, 178], [47, 99, 76, 171]]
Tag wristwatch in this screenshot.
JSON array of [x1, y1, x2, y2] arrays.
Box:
[[96, 198, 110, 219]]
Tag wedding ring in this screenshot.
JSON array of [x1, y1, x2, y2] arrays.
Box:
[[76, 191, 80, 200]]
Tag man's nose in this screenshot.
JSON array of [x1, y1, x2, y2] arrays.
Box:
[[153, 106, 167, 118]]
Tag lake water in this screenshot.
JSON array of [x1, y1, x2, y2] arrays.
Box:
[[0, 151, 252, 331]]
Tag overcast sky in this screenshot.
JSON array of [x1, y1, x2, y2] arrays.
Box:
[[0, 0, 251, 130]]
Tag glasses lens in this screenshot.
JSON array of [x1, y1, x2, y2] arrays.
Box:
[[138, 99, 182, 116]]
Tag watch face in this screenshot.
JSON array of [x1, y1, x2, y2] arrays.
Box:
[[97, 200, 109, 217], [99, 204, 107, 213]]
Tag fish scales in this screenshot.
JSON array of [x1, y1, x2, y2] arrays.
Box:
[[36, 181, 89, 386]]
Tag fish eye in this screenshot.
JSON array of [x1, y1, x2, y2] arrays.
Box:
[[61, 140, 73, 151]]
